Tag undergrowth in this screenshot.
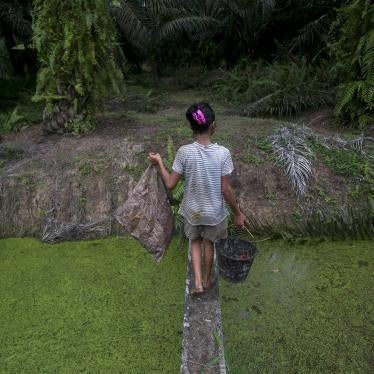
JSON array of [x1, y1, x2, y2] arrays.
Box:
[[211, 59, 334, 117], [312, 143, 373, 178], [0, 76, 43, 133], [244, 198, 374, 240]]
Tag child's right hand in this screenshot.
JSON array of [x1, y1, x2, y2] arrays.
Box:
[[148, 152, 162, 165]]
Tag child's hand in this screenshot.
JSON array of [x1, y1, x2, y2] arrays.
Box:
[[148, 152, 162, 165], [234, 211, 247, 228]]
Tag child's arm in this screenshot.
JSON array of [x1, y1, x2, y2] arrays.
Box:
[[221, 175, 247, 227], [148, 153, 181, 190]]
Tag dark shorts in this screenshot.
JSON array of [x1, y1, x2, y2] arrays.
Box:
[[184, 218, 228, 242]]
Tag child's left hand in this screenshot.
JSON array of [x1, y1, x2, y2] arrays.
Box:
[[148, 152, 162, 165], [234, 211, 247, 228]]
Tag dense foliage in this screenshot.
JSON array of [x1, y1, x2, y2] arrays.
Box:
[[112, 0, 371, 127], [113, 0, 346, 68], [0, 0, 372, 132], [0, 0, 33, 78], [211, 59, 334, 116], [32, 0, 123, 133], [331, 0, 374, 128]]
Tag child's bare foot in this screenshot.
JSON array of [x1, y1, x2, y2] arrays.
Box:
[[203, 276, 213, 289], [191, 286, 204, 295]]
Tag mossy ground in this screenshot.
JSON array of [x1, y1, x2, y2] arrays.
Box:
[[220, 240, 373, 373], [0, 236, 187, 373]]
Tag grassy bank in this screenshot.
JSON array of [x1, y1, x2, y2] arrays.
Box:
[[0, 236, 187, 373], [220, 239, 373, 373]]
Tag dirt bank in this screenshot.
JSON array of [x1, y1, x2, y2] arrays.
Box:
[[0, 93, 357, 239], [0, 119, 144, 237]]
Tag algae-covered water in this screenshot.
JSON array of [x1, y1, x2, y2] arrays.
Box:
[[219, 240, 373, 373], [1, 236, 372, 373], [0, 236, 187, 373]]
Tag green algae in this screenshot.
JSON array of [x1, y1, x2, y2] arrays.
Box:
[[0, 236, 187, 373], [219, 240, 374, 373]]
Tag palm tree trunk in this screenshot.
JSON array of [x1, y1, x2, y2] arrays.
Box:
[[42, 84, 88, 134], [42, 100, 74, 134]]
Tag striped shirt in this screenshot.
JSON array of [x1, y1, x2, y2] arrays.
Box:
[[172, 141, 234, 226]]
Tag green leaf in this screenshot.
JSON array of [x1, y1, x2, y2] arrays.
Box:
[[11, 44, 25, 50]]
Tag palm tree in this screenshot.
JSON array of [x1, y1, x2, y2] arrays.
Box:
[[287, 0, 348, 62], [112, 0, 220, 73], [219, 0, 278, 60], [33, 0, 123, 134], [112, 0, 284, 70]]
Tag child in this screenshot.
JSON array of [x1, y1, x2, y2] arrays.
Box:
[[148, 102, 246, 295]]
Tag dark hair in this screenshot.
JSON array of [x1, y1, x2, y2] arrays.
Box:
[[186, 102, 215, 134]]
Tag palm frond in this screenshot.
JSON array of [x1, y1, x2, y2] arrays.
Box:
[[42, 214, 110, 243], [172, 180, 185, 203], [271, 126, 314, 196], [157, 16, 220, 42], [112, 0, 151, 51], [220, 60, 335, 117], [289, 14, 329, 52], [242, 92, 280, 116], [268, 124, 371, 196]]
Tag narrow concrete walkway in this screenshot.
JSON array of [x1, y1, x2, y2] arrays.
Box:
[[180, 243, 226, 374]]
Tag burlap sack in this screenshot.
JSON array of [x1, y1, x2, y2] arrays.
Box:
[[114, 165, 174, 262]]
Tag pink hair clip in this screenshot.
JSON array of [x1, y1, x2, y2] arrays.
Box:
[[192, 110, 206, 125]]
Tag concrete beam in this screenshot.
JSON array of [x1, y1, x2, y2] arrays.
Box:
[[180, 242, 226, 374]]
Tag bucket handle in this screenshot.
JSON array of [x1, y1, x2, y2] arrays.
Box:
[[243, 223, 255, 238], [243, 222, 270, 246]]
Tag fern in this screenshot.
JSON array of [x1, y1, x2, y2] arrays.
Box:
[[0, 107, 25, 133]]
